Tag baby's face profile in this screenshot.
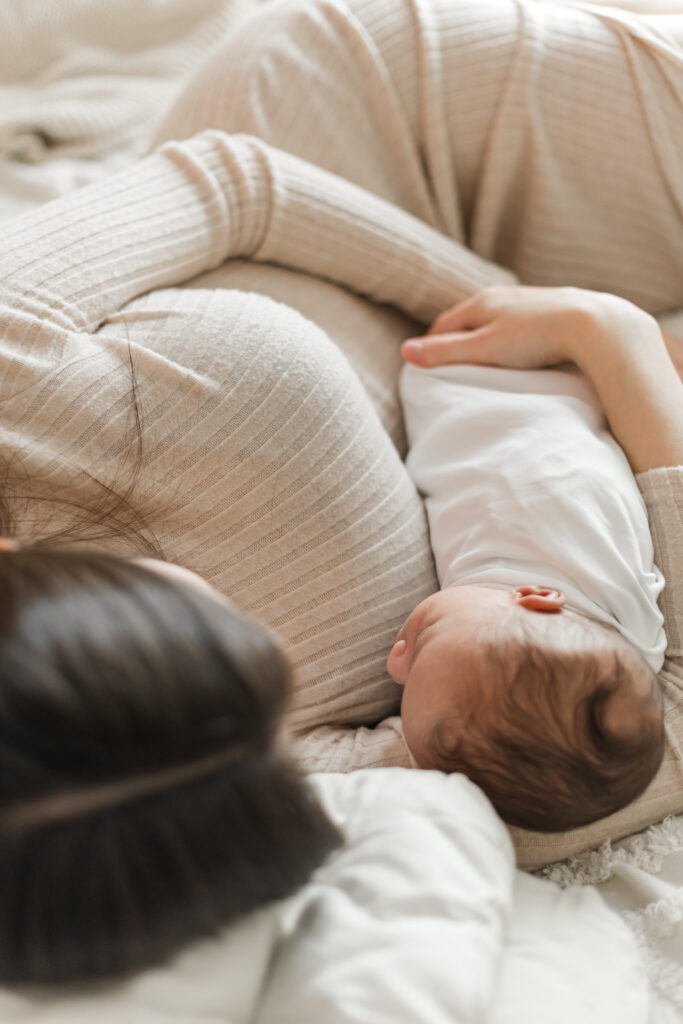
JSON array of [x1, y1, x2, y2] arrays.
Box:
[[386, 585, 567, 768]]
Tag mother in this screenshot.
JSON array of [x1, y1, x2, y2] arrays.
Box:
[[149, 0, 683, 849], [0, 0, 682, 981]]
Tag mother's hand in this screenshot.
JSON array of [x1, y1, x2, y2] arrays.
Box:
[[402, 285, 683, 474], [401, 285, 649, 371]]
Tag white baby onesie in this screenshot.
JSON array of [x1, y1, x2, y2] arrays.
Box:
[[400, 363, 666, 673]]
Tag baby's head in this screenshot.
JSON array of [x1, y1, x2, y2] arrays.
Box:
[[387, 585, 664, 832]]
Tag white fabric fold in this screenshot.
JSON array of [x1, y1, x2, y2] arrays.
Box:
[[0, 769, 653, 1024]]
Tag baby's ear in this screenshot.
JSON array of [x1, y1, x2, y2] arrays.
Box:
[[386, 638, 409, 685], [513, 585, 566, 613]]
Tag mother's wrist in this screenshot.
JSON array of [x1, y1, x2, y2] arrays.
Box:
[[569, 300, 662, 378]]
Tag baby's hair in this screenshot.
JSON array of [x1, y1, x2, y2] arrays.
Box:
[[431, 617, 664, 832]]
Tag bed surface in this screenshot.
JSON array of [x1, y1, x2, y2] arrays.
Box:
[[2, 1, 682, 1019]]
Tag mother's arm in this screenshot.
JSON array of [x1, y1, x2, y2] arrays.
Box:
[[0, 130, 516, 340], [635, 464, 683, 739], [290, 718, 412, 773], [405, 285, 683, 470]]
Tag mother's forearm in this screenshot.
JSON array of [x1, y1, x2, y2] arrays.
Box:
[[0, 130, 516, 337], [574, 313, 683, 472], [242, 140, 517, 320]]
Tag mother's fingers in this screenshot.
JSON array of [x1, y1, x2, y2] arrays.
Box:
[[401, 329, 492, 367], [427, 294, 487, 336]]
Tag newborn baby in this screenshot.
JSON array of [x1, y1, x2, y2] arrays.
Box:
[[387, 361, 666, 832]]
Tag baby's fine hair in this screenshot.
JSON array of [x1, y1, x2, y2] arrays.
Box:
[[430, 617, 664, 832]]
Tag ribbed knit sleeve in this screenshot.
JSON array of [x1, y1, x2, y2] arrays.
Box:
[[636, 466, 683, 666], [291, 718, 412, 773], [0, 130, 516, 340]]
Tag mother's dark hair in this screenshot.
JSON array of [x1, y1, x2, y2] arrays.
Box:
[[0, 548, 341, 985]]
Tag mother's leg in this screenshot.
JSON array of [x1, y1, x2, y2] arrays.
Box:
[[343, 0, 683, 310], [156, 0, 683, 313], [456, 1, 683, 311], [152, 0, 449, 230]]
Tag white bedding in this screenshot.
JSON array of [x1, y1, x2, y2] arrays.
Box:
[[0, 771, 653, 1023], [1, 1, 683, 1019]]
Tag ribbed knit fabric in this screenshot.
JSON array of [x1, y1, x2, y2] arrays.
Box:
[[155, 0, 683, 310], [1, 0, 682, 859]]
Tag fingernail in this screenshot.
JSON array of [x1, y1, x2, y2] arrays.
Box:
[[402, 340, 424, 362], [393, 639, 407, 655]]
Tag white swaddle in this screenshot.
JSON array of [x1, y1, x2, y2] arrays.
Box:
[[400, 363, 666, 672]]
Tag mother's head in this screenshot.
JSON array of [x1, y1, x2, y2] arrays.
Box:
[[0, 545, 341, 985]]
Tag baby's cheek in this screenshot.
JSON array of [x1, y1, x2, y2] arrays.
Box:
[[405, 745, 421, 769], [399, 690, 433, 770]]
